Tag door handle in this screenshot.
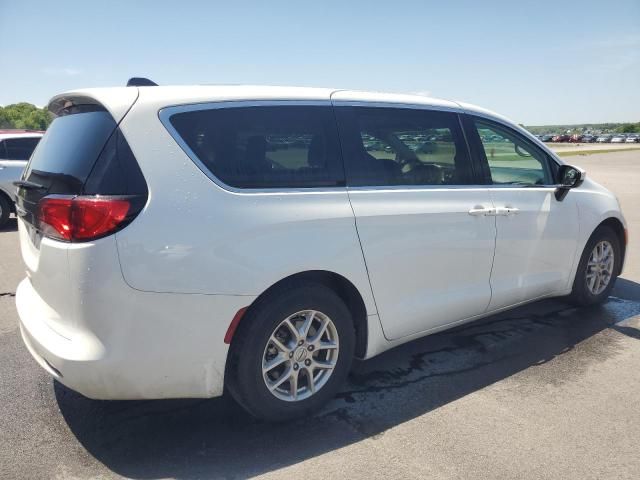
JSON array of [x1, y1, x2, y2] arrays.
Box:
[[495, 206, 520, 216], [468, 206, 496, 216]]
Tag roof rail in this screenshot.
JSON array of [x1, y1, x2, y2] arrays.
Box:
[[126, 77, 158, 87]]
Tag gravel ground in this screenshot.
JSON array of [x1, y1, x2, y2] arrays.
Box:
[[1, 149, 639, 480]]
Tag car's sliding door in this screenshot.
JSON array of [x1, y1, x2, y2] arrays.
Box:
[[334, 103, 496, 340]]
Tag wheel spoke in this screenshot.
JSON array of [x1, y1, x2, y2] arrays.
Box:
[[284, 319, 300, 342], [313, 359, 336, 370], [305, 368, 316, 394], [310, 317, 329, 343], [301, 310, 316, 339], [316, 341, 338, 351], [262, 353, 288, 374], [267, 367, 292, 391], [289, 369, 299, 400], [270, 336, 290, 354]]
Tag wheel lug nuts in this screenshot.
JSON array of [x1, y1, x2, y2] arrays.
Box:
[[289, 352, 293, 358], [293, 363, 299, 370], [305, 359, 311, 366], [307, 345, 314, 351], [298, 340, 304, 346]]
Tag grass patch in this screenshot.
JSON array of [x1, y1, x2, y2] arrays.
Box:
[[556, 147, 640, 157]]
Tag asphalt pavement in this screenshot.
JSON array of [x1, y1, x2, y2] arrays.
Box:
[[1, 150, 639, 479]]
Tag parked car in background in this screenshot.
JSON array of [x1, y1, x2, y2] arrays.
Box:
[[15, 84, 627, 421], [581, 135, 597, 143], [569, 134, 584, 143], [611, 135, 626, 143], [625, 135, 639, 143], [552, 134, 570, 142], [0, 130, 43, 228], [596, 135, 612, 143], [540, 134, 554, 142]]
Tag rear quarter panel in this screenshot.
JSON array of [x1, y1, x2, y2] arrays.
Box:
[[114, 96, 378, 315]]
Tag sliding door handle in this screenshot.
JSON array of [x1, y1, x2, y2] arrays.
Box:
[[495, 206, 520, 216]]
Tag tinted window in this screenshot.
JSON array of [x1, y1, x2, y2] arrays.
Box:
[[473, 119, 552, 186], [0, 141, 6, 158], [4, 137, 40, 160], [169, 106, 344, 188], [335, 107, 474, 186], [24, 111, 116, 194], [84, 129, 148, 196]]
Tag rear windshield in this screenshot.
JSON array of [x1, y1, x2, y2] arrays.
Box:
[[23, 111, 116, 194]]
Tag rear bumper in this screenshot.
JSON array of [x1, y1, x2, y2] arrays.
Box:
[[16, 277, 254, 400]]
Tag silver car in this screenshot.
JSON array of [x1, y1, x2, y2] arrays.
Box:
[[0, 131, 43, 228]]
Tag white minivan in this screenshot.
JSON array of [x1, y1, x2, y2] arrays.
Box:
[[16, 83, 626, 421]]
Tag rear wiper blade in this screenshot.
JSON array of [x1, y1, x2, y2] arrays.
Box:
[[13, 180, 46, 190]]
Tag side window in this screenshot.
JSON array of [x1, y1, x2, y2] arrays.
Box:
[[168, 106, 344, 189], [336, 107, 474, 187], [0, 141, 6, 159], [4, 137, 41, 161], [473, 119, 552, 186]]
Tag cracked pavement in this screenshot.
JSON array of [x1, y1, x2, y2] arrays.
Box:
[[1, 151, 639, 479]]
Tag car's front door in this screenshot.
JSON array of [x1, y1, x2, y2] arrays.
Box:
[[465, 116, 579, 311], [334, 104, 496, 340]]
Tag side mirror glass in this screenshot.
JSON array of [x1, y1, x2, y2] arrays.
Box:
[[555, 164, 585, 200]]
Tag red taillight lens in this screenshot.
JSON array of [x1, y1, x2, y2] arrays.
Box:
[[38, 195, 131, 242]]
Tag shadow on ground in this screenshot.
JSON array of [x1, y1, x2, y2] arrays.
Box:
[[56, 279, 640, 479], [0, 217, 17, 232]]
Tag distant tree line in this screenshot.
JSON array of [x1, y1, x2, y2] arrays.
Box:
[[526, 122, 640, 135], [0, 103, 53, 130]]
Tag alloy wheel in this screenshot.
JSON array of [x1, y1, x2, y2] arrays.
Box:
[[262, 310, 339, 402], [585, 240, 614, 295]]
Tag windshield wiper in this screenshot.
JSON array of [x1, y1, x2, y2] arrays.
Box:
[[13, 180, 46, 190]]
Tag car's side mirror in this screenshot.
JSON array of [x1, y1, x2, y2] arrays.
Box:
[[555, 164, 586, 201]]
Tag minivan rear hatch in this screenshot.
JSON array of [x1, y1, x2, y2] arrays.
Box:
[[15, 89, 144, 337]]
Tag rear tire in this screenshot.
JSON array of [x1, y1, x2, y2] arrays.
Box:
[[0, 195, 10, 229], [226, 281, 355, 422], [569, 226, 621, 306]]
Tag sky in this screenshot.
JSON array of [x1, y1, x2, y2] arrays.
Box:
[[0, 0, 638, 125]]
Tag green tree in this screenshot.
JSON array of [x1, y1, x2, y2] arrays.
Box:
[[0, 103, 53, 130], [620, 123, 640, 133]]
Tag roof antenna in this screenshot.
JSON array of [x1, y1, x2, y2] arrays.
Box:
[[126, 77, 158, 87]]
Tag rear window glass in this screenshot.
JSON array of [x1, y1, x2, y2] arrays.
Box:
[[4, 137, 40, 160], [168, 106, 344, 188], [24, 111, 116, 194]]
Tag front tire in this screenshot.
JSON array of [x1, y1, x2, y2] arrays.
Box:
[[226, 282, 355, 421], [569, 226, 621, 306]]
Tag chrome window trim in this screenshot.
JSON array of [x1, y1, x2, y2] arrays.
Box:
[[346, 184, 490, 193], [158, 100, 345, 195], [159, 98, 561, 194]]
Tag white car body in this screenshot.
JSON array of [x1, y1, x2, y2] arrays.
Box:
[[0, 131, 43, 219], [16, 85, 627, 401]]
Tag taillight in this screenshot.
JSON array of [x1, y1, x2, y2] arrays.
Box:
[[38, 195, 133, 242]]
